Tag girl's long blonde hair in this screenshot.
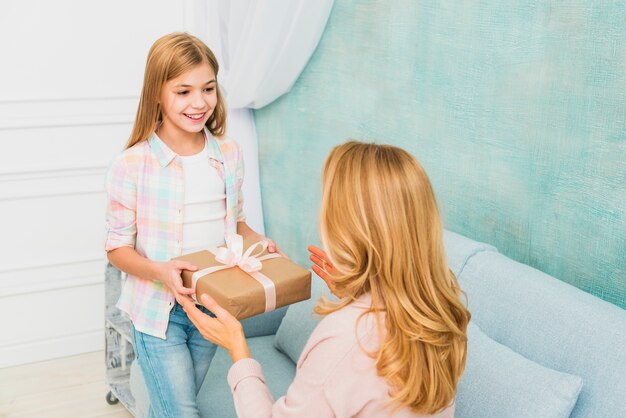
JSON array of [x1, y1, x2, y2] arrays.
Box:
[[315, 141, 470, 415], [126, 32, 226, 149]]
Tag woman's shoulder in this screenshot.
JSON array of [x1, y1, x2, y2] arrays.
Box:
[[316, 294, 378, 335], [298, 300, 393, 415], [296, 310, 370, 385], [301, 298, 381, 366]]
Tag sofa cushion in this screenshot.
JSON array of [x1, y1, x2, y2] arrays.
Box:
[[459, 250, 626, 417], [456, 322, 583, 418], [443, 229, 496, 277], [129, 335, 296, 418], [274, 275, 332, 362], [198, 335, 296, 418], [241, 306, 288, 338]]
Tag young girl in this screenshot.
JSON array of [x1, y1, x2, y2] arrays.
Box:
[[180, 141, 471, 417], [105, 32, 278, 418]]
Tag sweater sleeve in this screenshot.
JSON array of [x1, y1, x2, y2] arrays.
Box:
[[227, 335, 342, 418]]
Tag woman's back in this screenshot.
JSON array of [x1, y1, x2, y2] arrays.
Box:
[[229, 294, 456, 417], [288, 294, 455, 417]]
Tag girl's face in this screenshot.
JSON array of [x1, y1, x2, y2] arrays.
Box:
[[159, 62, 217, 138]]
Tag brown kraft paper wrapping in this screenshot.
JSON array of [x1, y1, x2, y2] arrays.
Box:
[[174, 239, 312, 320]]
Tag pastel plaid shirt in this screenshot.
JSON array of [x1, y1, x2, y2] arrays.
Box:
[[104, 129, 246, 338]]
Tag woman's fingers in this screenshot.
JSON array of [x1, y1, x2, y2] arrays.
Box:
[[178, 294, 228, 346], [311, 263, 331, 283], [199, 293, 235, 322], [309, 253, 325, 271], [308, 246, 333, 269], [308, 245, 338, 295], [178, 293, 247, 357], [177, 295, 204, 324], [309, 252, 335, 276], [176, 294, 191, 307], [307, 245, 326, 259], [312, 264, 337, 295], [179, 291, 231, 324], [311, 263, 329, 281]]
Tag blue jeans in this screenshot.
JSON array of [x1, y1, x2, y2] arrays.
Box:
[[133, 302, 217, 418]]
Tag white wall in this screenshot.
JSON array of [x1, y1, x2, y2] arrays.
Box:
[[0, 0, 212, 367]]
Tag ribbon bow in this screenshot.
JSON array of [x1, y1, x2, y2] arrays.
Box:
[[191, 234, 281, 312], [214, 234, 269, 272]]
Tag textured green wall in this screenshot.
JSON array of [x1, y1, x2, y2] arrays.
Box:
[[254, 0, 626, 309]]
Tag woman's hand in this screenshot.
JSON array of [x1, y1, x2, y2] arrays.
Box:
[[177, 293, 250, 363], [152, 260, 197, 297], [308, 245, 339, 297]]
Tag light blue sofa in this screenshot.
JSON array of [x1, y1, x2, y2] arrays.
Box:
[[130, 231, 626, 417]]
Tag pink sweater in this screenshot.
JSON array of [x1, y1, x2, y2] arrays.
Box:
[[227, 294, 455, 417]]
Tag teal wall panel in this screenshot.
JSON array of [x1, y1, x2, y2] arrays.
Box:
[[254, 0, 626, 309]]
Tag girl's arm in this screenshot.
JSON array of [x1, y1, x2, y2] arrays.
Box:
[[107, 247, 196, 297], [105, 156, 194, 297]]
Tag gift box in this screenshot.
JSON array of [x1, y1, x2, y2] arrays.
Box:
[[174, 234, 311, 320]]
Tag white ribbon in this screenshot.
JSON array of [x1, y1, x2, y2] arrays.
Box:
[[191, 234, 281, 312]]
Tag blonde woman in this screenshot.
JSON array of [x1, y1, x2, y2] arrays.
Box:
[[179, 141, 471, 417]]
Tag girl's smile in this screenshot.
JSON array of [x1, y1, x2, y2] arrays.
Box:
[[184, 112, 207, 121]]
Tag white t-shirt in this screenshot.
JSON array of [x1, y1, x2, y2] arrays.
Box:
[[179, 140, 226, 254]]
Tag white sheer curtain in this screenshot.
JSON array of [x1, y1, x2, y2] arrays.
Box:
[[201, 0, 334, 234]]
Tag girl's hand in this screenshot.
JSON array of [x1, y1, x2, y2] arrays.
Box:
[[249, 233, 285, 257], [308, 245, 339, 297], [237, 221, 286, 257], [177, 293, 250, 363], [152, 260, 197, 296]]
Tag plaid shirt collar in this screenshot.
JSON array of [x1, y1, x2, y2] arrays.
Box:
[[148, 128, 224, 167]]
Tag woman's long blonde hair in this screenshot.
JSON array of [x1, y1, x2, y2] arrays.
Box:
[[126, 32, 226, 149], [315, 141, 470, 414]]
